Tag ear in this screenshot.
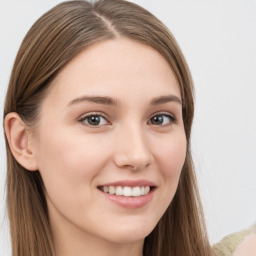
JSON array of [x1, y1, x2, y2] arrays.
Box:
[[4, 112, 38, 171]]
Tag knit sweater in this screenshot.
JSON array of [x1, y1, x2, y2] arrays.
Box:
[[213, 225, 256, 256]]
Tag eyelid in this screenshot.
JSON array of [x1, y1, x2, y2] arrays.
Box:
[[149, 111, 176, 119], [148, 111, 177, 125], [78, 112, 111, 126], [77, 111, 177, 127]]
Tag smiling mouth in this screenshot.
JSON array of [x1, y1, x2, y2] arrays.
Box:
[[98, 185, 154, 197]]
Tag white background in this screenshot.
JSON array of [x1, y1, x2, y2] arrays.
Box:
[[0, 0, 255, 255]]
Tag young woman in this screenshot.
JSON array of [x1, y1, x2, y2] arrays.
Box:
[[3, 0, 215, 255]]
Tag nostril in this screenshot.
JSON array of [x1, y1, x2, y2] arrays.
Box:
[[113, 141, 153, 170]]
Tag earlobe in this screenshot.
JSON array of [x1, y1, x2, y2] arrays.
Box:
[[4, 112, 38, 171]]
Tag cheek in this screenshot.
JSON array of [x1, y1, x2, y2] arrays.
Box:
[[154, 131, 187, 179], [35, 128, 114, 227], [35, 126, 111, 198], [147, 130, 186, 223], [38, 126, 106, 169]]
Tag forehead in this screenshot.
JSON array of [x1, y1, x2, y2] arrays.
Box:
[[44, 38, 181, 107]]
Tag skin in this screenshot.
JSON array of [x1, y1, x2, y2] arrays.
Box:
[[232, 233, 256, 256], [5, 38, 187, 256]]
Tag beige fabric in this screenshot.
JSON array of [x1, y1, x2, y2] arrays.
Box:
[[213, 227, 255, 256]]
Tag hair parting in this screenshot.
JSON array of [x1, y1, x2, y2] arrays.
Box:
[[4, 1, 215, 255]]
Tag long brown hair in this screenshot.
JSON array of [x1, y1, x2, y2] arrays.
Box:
[[3, 0, 214, 255]]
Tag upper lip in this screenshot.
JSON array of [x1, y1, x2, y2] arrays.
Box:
[[98, 179, 157, 187]]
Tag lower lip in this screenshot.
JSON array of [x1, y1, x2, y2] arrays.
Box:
[[99, 189, 154, 209]]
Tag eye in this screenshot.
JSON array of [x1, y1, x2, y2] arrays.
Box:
[[148, 113, 176, 126], [79, 114, 110, 127]]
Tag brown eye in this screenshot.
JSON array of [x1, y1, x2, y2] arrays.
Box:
[[148, 114, 176, 126], [79, 115, 109, 127]]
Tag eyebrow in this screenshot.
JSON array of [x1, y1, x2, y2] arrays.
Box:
[[68, 96, 118, 107], [150, 95, 182, 105], [67, 94, 182, 107]]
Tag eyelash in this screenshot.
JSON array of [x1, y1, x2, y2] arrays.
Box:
[[78, 112, 110, 127], [78, 112, 177, 127], [148, 112, 177, 127]]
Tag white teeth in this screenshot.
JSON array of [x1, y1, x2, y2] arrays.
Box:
[[103, 186, 109, 193], [140, 186, 145, 195], [109, 186, 115, 195], [115, 186, 123, 196], [123, 186, 132, 196], [145, 186, 150, 195], [132, 186, 141, 197], [100, 185, 151, 197]]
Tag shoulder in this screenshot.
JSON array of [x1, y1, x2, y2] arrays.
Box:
[[213, 225, 256, 256], [232, 228, 256, 256]]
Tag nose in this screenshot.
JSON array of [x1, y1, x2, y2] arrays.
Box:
[[113, 125, 153, 171]]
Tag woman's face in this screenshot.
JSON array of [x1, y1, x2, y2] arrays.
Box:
[[33, 38, 186, 245]]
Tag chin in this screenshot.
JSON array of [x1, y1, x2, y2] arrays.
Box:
[[101, 220, 156, 244]]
